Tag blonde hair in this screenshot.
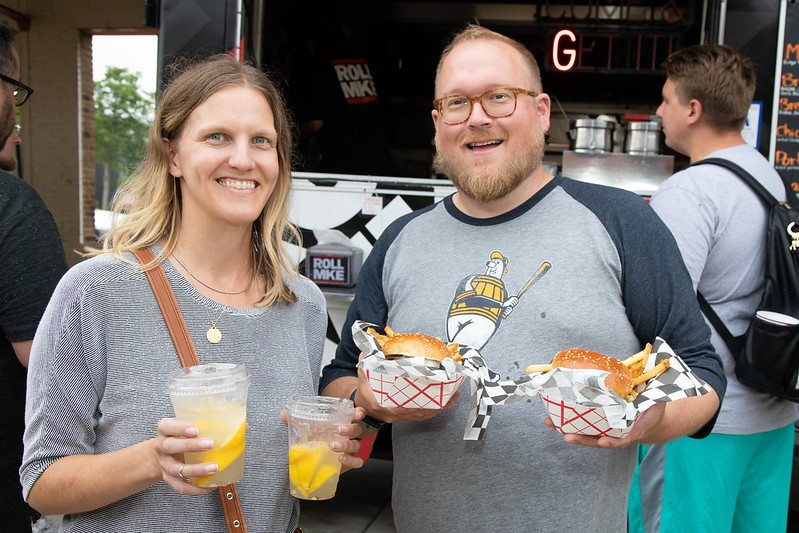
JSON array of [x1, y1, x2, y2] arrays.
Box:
[[434, 23, 543, 95], [86, 54, 300, 306]]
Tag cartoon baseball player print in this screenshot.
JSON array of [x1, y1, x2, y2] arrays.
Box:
[[446, 250, 550, 350]]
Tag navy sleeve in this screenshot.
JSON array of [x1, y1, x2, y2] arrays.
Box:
[[319, 212, 414, 392]]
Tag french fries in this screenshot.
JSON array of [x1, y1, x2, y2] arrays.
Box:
[[523, 342, 670, 398], [524, 363, 553, 373], [624, 343, 652, 383], [366, 325, 397, 347], [622, 345, 650, 366], [632, 359, 670, 386]]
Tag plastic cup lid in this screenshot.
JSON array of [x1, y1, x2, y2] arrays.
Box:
[[286, 395, 354, 421], [756, 310, 799, 326], [169, 362, 251, 394]]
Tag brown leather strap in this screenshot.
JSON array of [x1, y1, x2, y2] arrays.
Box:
[[132, 247, 249, 533], [219, 484, 248, 532], [132, 248, 200, 368]]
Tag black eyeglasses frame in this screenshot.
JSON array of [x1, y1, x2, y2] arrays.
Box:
[[0, 73, 33, 106]]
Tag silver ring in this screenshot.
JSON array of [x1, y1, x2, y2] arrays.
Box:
[[178, 464, 191, 483]]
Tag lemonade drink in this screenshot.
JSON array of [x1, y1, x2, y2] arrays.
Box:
[[169, 363, 251, 488], [285, 395, 354, 501], [288, 440, 343, 500], [173, 400, 247, 487]]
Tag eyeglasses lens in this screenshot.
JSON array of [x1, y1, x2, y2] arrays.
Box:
[[14, 89, 29, 106], [441, 88, 518, 124]]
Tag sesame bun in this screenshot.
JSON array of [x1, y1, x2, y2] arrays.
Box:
[[382, 332, 452, 361], [381, 332, 462, 366], [551, 348, 633, 398]]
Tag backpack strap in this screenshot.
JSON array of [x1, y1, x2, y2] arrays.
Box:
[[696, 291, 740, 356], [689, 157, 777, 357], [689, 157, 779, 206]]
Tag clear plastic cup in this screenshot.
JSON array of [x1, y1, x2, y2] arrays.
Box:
[[285, 395, 354, 500], [168, 363, 251, 487]]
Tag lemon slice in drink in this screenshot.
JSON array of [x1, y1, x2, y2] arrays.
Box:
[[193, 420, 247, 485], [288, 442, 341, 498]]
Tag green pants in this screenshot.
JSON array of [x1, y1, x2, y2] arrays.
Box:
[[628, 423, 794, 533]]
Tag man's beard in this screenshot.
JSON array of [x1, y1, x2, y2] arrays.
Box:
[[434, 129, 546, 203], [0, 99, 14, 144]]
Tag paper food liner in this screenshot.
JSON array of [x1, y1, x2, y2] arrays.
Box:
[[520, 337, 713, 437], [353, 323, 711, 440], [352, 321, 530, 440], [353, 321, 465, 410]]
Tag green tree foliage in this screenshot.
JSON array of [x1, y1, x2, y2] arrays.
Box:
[[94, 66, 154, 208]]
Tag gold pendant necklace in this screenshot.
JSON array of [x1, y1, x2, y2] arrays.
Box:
[[204, 306, 224, 344]]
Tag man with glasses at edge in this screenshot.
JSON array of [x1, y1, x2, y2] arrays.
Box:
[[0, 20, 67, 533], [1, 124, 24, 173], [320, 23, 726, 532]]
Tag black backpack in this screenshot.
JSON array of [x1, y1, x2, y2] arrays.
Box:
[[690, 158, 799, 402]]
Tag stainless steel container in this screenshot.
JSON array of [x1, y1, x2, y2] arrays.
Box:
[[571, 119, 615, 153], [624, 121, 662, 155], [561, 151, 675, 197]]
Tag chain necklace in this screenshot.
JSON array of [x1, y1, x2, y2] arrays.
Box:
[[171, 253, 252, 296], [172, 253, 250, 344]]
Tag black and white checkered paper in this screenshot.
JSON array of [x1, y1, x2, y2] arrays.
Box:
[[352, 323, 711, 440], [353, 321, 532, 440], [518, 337, 713, 436]]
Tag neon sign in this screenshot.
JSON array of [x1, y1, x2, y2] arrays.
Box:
[[536, 0, 692, 24], [550, 28, 678, 73], [553, 30, 577, 71]]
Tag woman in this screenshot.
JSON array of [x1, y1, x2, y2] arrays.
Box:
[[21, 54, 363, 532]]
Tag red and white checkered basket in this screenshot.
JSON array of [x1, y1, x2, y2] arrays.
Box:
[[540, 390, 637, 438], [352, 321, 468, 410], [365, 369, 466, 409], [521, 338, 713, 437]]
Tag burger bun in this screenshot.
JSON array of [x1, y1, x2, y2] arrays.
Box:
[[551, 348, 634, 398], [381, 332, 461, 366]]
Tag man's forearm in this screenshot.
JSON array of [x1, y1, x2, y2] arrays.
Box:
[[643, 388, 719, 443], [321, 376, 359, 401]]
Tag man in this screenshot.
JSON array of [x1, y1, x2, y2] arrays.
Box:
[[0, 124, 20, 172], [0, 21, 68, 532], [321, 24, 725, 532], [628, 44, 797, 533]]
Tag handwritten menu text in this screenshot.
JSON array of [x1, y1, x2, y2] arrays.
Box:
[[775, 2, 799, 204]]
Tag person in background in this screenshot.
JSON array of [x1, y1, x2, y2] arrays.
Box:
[[628, 44, 798, 533], [320, 23, 726, 532], [0, 124, 21, 172], [20, 54, 364, 532], [0, 21, 68, 533]]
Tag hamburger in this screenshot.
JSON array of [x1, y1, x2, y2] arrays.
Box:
[[368, 327, 462, 366], [550, 348, 634, 398], [524, 343, 667, 400]]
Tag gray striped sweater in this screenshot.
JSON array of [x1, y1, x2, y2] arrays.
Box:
[[22, 248, 326, 532]]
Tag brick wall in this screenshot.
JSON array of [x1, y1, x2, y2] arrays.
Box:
[[2, 0, 150, 266], [79, 31, 96, 248]]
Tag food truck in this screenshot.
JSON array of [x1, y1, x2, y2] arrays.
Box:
[[151, 0, 794, 360], [150, 0, 799, 474]]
